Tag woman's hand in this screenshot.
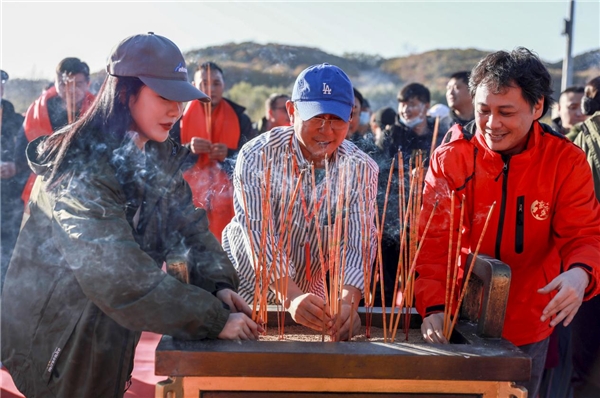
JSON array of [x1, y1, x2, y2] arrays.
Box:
[[216, 289, 253, 317], [217, 313, 261, 340]]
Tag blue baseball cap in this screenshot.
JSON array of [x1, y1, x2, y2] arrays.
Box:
[[292, 63, 354, 122]]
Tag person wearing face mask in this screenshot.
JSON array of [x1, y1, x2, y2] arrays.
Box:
[[346, 88, 378, 158], [369, 83, 450, 307], [377, 83, 449, 168], [357, 98, 373, 135], [346, 88, 365, 140]]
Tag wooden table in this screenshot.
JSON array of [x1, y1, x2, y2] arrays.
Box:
[[155, 255, 530, 397]]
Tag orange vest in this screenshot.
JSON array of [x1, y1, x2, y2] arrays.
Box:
[[180, 99, 241, 241], [21, 86, 95, 204]]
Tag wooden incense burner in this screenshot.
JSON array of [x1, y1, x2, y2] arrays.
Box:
[[156, 255, 530, 397]]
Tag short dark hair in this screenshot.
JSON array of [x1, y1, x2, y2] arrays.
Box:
[[449, 71, 470, 85], [199, 61, 224, 78], [469, 47, 554, 116], [561, 86, 584, 97], [398, 83, 430, 104], [353, 88, 364, 107], [265, 93, 290, 111], [56, 57, 90, 81], [372, 107, 397, 129]]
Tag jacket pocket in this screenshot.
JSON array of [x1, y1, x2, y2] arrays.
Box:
[[515, 196, 524, 254], [34, 275, 86, 385]]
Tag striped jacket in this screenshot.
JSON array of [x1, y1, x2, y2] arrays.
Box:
[[222, 126, 379, 304]]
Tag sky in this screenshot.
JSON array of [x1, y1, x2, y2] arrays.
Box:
[[1, 0, 599, 80]]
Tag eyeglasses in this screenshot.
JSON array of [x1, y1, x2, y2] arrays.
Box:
[[303, 116, 348, 131]]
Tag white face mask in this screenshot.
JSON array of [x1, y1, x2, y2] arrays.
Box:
[[399, 116, 424, 128], [359, 111, 370, 125]]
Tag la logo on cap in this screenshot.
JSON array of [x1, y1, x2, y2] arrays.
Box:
[[323, 83, 332, 95]]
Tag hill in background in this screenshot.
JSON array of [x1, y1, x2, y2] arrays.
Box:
[[5, 42, 599, 123]]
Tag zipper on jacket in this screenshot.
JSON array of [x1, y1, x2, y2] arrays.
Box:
[[495, 157, 510, 260], [515, 196, 524, 253]]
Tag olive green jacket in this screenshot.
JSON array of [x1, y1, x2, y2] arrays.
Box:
[[569, 111, 600, 201], [1, 134, 238, 397]]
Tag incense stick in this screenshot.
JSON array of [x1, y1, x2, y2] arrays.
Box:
[[447, 202, 496, 340]]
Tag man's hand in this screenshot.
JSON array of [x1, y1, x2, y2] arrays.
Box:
[[0, 161, 16, 179], [190, 137, 212, 154], [209, 143, 228, 162], [216, 289, 253, 318], [287, 293, 332, 332], [538, 267, 589, 327], [329, 303, 361, 341], [217, 313, 261, 340], [421, 313, 448, 344]]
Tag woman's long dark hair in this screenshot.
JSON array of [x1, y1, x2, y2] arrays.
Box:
[[41, 75, 145, 189]]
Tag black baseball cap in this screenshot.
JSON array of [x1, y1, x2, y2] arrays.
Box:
[[106, 32, 209, 103]]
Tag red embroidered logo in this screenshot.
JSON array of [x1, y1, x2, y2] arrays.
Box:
[[531, 200, 550, 221]]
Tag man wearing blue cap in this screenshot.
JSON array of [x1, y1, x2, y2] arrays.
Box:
[[222, 64, 379, 340]]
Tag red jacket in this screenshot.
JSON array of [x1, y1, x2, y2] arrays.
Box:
[[415, 121, 600, 346]]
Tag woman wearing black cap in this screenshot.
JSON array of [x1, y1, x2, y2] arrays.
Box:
[[1, 33, 261, 398]]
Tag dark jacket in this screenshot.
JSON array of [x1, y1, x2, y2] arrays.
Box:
[[552, 116, 568, 135], [1, 133, 238, 397], [380, 117, 447, 165], [1, 99, 25, 285], [1, 99, 26, 199]]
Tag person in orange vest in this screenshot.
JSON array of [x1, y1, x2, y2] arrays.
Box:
[[15, 57, 95, 208], [174, 61, 256, 242]]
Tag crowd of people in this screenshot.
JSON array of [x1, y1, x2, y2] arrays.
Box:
[[0, 32, 599, 398]]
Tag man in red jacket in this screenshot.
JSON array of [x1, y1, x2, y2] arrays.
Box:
[[414, 47, 600, 398]]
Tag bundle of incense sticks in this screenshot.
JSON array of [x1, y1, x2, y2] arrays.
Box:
[[240, 150, 376, 341], [203, 63, 212, 141], [443, 201, 496, 340], [63, 73, 76, 125], [383, 151, 441, 343]]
